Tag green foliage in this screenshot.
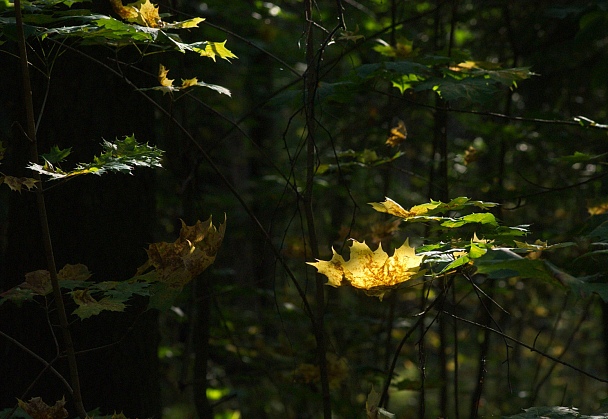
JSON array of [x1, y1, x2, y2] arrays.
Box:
[[28, 135, 163, 179], [5, 0, 608, 417]]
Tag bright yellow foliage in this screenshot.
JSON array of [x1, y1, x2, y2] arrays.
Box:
[[180, 77, 198, 88], [194, 41, 238, 62], [369, 197, 439, 219], [110, 0, 161, 27], [158, 64, 174, 88], [308, 239, 425, 299]]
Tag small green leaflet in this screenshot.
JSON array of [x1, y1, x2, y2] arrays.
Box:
[[42, 145, 71, 164]]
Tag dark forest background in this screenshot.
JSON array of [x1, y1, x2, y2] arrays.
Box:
[[2, 0, 608, 418]]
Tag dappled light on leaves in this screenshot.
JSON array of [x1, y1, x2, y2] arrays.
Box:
[[109, 0, 161, 27], [145, 64, 232, 96], [369, 197, 436, 219], [137, 216, 226, 288], [17, 397, 68, 419], [308, 239, 424, 299], [28, 135, 163, 180], [194, 40, 238, 62]]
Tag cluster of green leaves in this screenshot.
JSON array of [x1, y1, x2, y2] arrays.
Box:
[[0, 0, 236, 61], [27, 135, 163, 179], [312, 48, 534, 106]]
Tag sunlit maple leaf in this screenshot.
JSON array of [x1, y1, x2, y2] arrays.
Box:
[[587, 197, 608, 215], [308, 239, 425, 299], [386, 119, 407, 147], [158, 63, 174, 92], [165, 17, 205, 29], [181, 77, 198, 88], [369, 197, 438, 219], [137, 216, 226, 288], [110, 0, 161, 27], [192, 40, 238, 62], [17, 396, 68, 419]]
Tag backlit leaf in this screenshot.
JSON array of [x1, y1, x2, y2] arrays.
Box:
[[110, 0, 161, 28], [28, 135, 163, 179], [164, 17, 205, 29], [192, 40, 237, 61], [308, 239, 425, 299], [158, 63, 173, 87]]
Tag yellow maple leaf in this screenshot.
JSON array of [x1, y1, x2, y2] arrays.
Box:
[[385, 119, 407, 147], [308, 239, 425, 299], [170, 17, 205, 29], [194, 41, 238, 62], [158, 64, 174, 87], [587, 197, 608, 215], [137, 216, 226, 288], [110, 0, 161, 27], [181, 77, 198, 88], [369, 197, 440, 219]]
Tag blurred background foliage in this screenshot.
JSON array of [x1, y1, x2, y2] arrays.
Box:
[[3, 0, 608, 418], [148, 0, 608, 417]]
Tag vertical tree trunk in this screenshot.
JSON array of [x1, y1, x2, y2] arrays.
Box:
[[0, 46, 161, 417]]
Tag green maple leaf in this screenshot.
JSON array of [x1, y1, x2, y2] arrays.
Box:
[[41, 145, 71, 164], [71, 290, 126, 319]]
